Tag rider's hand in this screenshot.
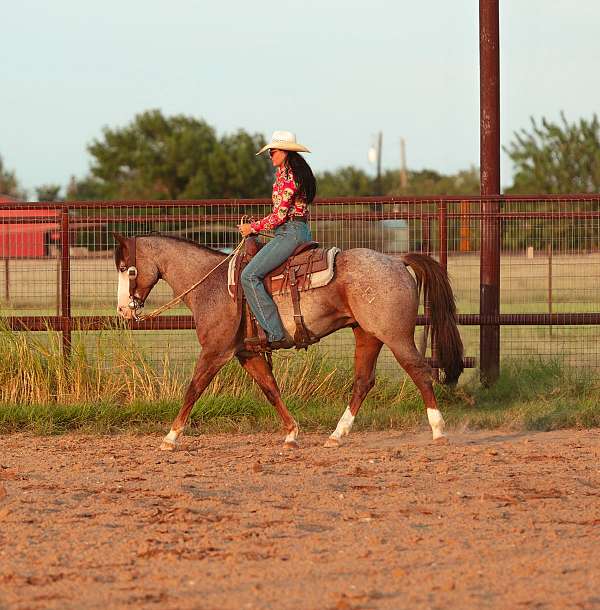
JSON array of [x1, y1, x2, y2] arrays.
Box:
[[239, 223, 255, 237]]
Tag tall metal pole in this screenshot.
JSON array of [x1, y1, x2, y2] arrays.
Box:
[[60, 206, 71, 358], [4, 259, 9, 301], [376, 131, 383, 195], [479, 0, 501, 385]]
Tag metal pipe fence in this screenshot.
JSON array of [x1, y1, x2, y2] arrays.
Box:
[[1, 195, 599, 380]]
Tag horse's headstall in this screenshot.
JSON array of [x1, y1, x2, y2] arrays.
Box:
[[127, 265, 144, 319]]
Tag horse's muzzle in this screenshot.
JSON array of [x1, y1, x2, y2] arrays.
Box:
[[128, 297, 145, 321]]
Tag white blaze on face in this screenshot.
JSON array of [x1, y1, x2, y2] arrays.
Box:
[[117, 269, 131, 318]]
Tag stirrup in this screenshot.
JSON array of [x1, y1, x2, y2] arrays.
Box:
[[269, 338, 291, 350]]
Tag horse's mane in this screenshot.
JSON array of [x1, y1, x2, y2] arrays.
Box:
[[152, 233, 229, 255], [114, 233, 228, 268]]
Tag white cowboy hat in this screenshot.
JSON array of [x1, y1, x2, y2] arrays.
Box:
[[256, 130, 311, 155]]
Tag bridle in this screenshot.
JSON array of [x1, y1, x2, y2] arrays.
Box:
[[118, 229, 249, 323], [123, 237, 146, 320]]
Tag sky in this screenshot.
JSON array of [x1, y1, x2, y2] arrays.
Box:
[[2, 0, 600, 197]]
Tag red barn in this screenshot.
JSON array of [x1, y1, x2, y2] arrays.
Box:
[[0, 195, 60, 258]]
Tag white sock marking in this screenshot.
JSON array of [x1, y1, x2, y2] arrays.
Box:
[[284, 423, 299, 444], [330, 406, 355, 441], [165, 429, 178, 444], [427, 408, 445, 440]]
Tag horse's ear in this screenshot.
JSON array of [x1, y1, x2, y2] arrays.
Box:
[[113, 232, 127, 248]]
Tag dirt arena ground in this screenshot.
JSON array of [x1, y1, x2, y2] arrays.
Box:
[[1, 429, 599, 610]]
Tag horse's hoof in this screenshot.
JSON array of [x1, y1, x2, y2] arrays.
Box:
[[159, 440, 176, 451], [323, 437, 340, 448], [283, 441, 299, 450], [433, 435, 449, 445]]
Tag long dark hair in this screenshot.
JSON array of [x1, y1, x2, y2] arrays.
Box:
[[286, 152, 316, 203]]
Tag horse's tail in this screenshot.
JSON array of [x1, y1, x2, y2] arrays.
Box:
[[401, 252, 464, 385]]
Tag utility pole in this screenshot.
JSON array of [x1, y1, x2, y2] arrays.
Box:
[[399, 137, 408, 189], [479, 0, 501, 385], [368, 132, 384, 211], [375, 131, 383, 195]]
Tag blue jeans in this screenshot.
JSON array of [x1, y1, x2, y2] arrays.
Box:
[[241, 220, 313, 342]]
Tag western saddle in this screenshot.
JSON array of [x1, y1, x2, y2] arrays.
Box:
[[229, 236, 338, 353]]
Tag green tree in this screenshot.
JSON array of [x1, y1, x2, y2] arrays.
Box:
[[504, 113, 600, 193], [0, 155, 27, 199], [35, 184, 61, 201], [316, 166, 373, 197], [66, 175, 110, 200], [205, 130, 273, 198], [392, 167, 480, 196], [316, 165, 480, 198], [88, 109, 218, 199], [70, 109, 272, 200], [502, 114, 600, 251]]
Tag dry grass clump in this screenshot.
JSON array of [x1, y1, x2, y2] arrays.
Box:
[[0, 323, 598, 434], [0, 321, 358, 407]]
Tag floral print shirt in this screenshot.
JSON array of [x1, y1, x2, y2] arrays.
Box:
[[250, 165, 308, 232]]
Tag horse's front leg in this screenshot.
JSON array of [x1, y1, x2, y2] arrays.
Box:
[[237, 353, 299, 449], [160, 351, 231, 451], [325, 327, 382, 448]]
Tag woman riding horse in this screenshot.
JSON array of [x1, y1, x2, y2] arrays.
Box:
[[114, 127, 464, 450], [238, 130, 316, 350]]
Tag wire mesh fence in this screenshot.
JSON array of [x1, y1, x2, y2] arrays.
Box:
[[0, 195, 599, 381]]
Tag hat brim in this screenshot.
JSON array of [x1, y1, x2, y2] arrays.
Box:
[[256, 142, 311, 156]]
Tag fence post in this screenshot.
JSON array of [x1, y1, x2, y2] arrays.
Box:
[[460, 200, 471, 252], [4, 258, 8, 302], [60, 206, 71, 357], [479, 0, 501, 385], [547, 243, 553, 337], [438, 200, 448, 272], [428, 202, 449, 378]]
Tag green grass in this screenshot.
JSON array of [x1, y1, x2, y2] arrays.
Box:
[[438, 359, 599, 431], [0, 318, 597, 434]]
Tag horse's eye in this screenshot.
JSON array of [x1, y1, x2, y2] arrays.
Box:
[[119, 265, 127, 273]]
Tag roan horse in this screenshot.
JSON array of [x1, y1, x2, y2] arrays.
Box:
[[114, 234, 463, 451]]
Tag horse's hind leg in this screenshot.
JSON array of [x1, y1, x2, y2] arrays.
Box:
[[160, 350, 231, 451], [324, 327, 383, 448], [237, 353, 299, 449], [389, 338, 446, 442]]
